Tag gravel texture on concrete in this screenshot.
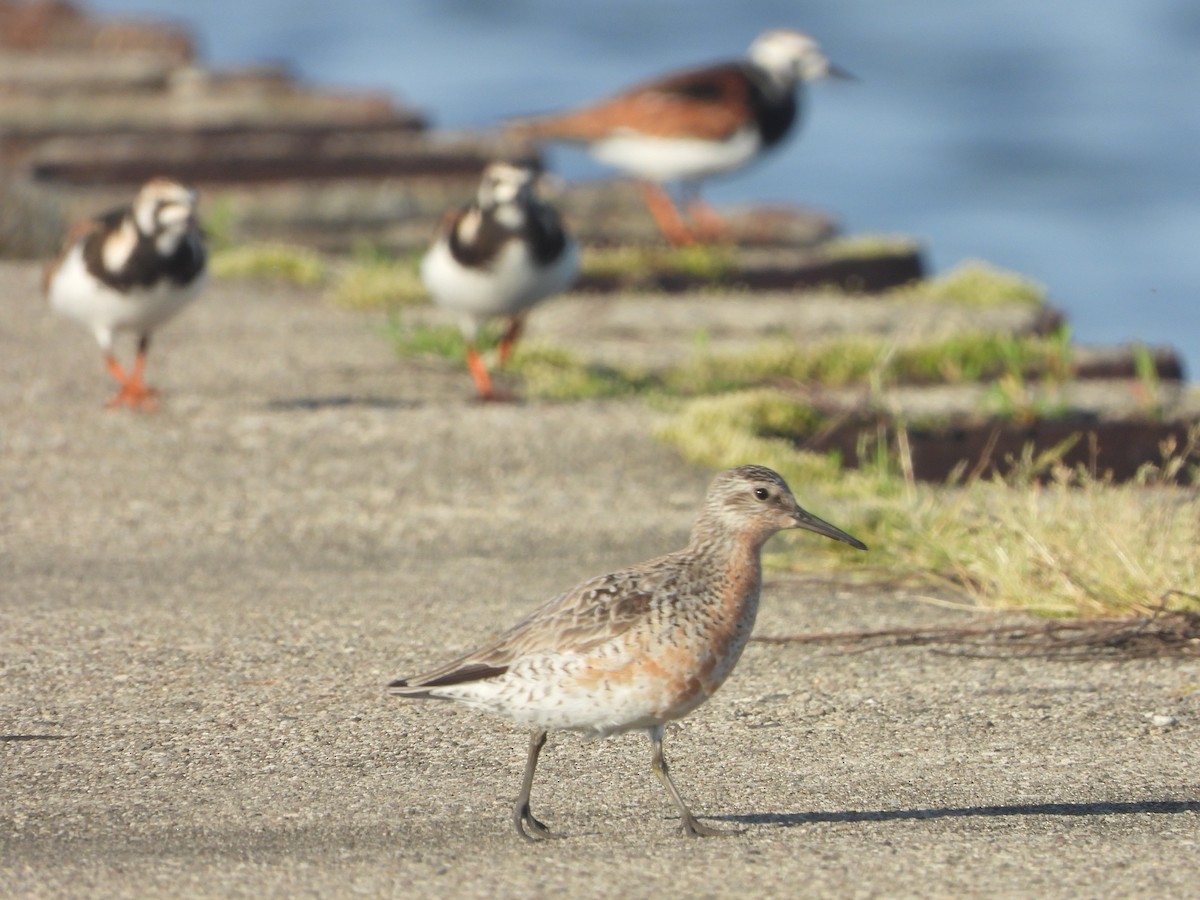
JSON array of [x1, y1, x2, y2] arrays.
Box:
[[2, 263, 1197, 898]]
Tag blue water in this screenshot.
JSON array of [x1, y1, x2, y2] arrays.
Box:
[[92, 0, 1200, 377]]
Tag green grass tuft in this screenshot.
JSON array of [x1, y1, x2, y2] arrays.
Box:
[[510, 343, 658, 400], [821, 234, 922, 260], [331, 254, 426, 310], [581, 244, 738, 283], [666, 328, 1075, 397], [209, 242, 328, 286], [658, 390, 1200, 617], [386, 316, 466, 361], [901, 260, 1047, 308]]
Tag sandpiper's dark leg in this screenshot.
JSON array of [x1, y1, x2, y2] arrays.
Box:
[[648, 725, 731, 837], [513, 728, 559, 841]]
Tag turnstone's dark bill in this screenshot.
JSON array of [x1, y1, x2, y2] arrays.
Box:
[[421, 162, 579, 401], [43, 177, 207, 410], [509, 29, 851, 246]]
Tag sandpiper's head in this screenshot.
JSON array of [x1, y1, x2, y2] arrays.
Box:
[[132, 177, 199, 252], [702, 464, 867, 549], [748, 29, 853, 85], [476, 162, 538, 210]]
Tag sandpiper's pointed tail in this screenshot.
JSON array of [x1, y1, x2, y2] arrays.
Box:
[[389, 662, 510, 698]]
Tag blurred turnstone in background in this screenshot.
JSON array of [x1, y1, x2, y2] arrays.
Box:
[[509, 29, 851, 246], [420, 162, 579, 401], [43, 177, 207, 410]]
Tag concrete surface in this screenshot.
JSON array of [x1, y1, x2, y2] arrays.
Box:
[[1, 262, 1197, 898]]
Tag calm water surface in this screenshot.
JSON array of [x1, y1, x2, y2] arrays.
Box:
[[93, 0, 1200, 376]]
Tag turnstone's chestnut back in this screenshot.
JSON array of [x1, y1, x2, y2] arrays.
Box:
[[420, 162, 579, 401], [44, 177, 206, 410], [391, 464, 866, 840], [508, 29, 851, 246]]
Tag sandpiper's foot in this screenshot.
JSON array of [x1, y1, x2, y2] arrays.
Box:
[[514, 802, 562, 842], [679, 812, 738, 837]]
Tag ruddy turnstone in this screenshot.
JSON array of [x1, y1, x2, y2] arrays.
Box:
[[509, 29, 851, 246], [43, 177, 206, 410], [391, 464, 866, 840], [420, 162, 579, 401]]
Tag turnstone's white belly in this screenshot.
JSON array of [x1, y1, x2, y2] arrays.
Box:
[[421, 237, 579, 328], [48, 244, 206, 346], [589, 126, 761, 183]]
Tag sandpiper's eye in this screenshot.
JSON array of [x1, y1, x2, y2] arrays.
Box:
[[754, 487, 770, 500]]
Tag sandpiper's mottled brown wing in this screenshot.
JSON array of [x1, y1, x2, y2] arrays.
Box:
[[511, 62, 753, 143], [390, 555, 684, 692]]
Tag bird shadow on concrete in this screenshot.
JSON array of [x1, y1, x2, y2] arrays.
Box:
[[718, 800, 1200, 828], [265, 395, 422, 411], [0, 735, 68, 742]]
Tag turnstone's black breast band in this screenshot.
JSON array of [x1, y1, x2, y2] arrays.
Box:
[[448, 209, 512, 271], [82, 210, 206, 294], [524, 206, 569, 267], [448, 204, 569, 272], [744, 65, 799, 148]]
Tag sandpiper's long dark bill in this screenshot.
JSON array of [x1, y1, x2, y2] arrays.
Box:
[[792, 506, 867, 550], [391, 464, 866, 841], [43, 176, 207, 410], [507, 29, 850, 246]]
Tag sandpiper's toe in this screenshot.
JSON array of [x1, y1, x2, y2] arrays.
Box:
[[514, 805, 561, 842], [678, 813, 738, 838]]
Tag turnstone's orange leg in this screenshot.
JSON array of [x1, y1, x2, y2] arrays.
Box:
[[465, 344, 514, 402], [103, 352, 130, 387], [496, 315, 526, 369], [638, 182, 696, 247], [103, 345, 158, 410], [649, 725, 734, 837], [685, 196, 734, 244], [512, 728, 561, 842], [465, 344, 497, 399], [105, 337, 159, 410]]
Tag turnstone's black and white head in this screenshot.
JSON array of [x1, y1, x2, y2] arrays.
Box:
[[420, 162, 579, 401], [44, 176, 207, 410], [508, 29, 850, 246]]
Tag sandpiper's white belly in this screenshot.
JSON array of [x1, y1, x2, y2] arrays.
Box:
[[421, 237, 579, 335], [424, 654, 671, 739], [48, 244, 205, 349], [589, 126, 761, 182]]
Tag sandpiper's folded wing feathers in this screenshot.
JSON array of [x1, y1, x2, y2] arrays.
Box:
[[390, 560, 677, 693], [512, 62, 752, 143]]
